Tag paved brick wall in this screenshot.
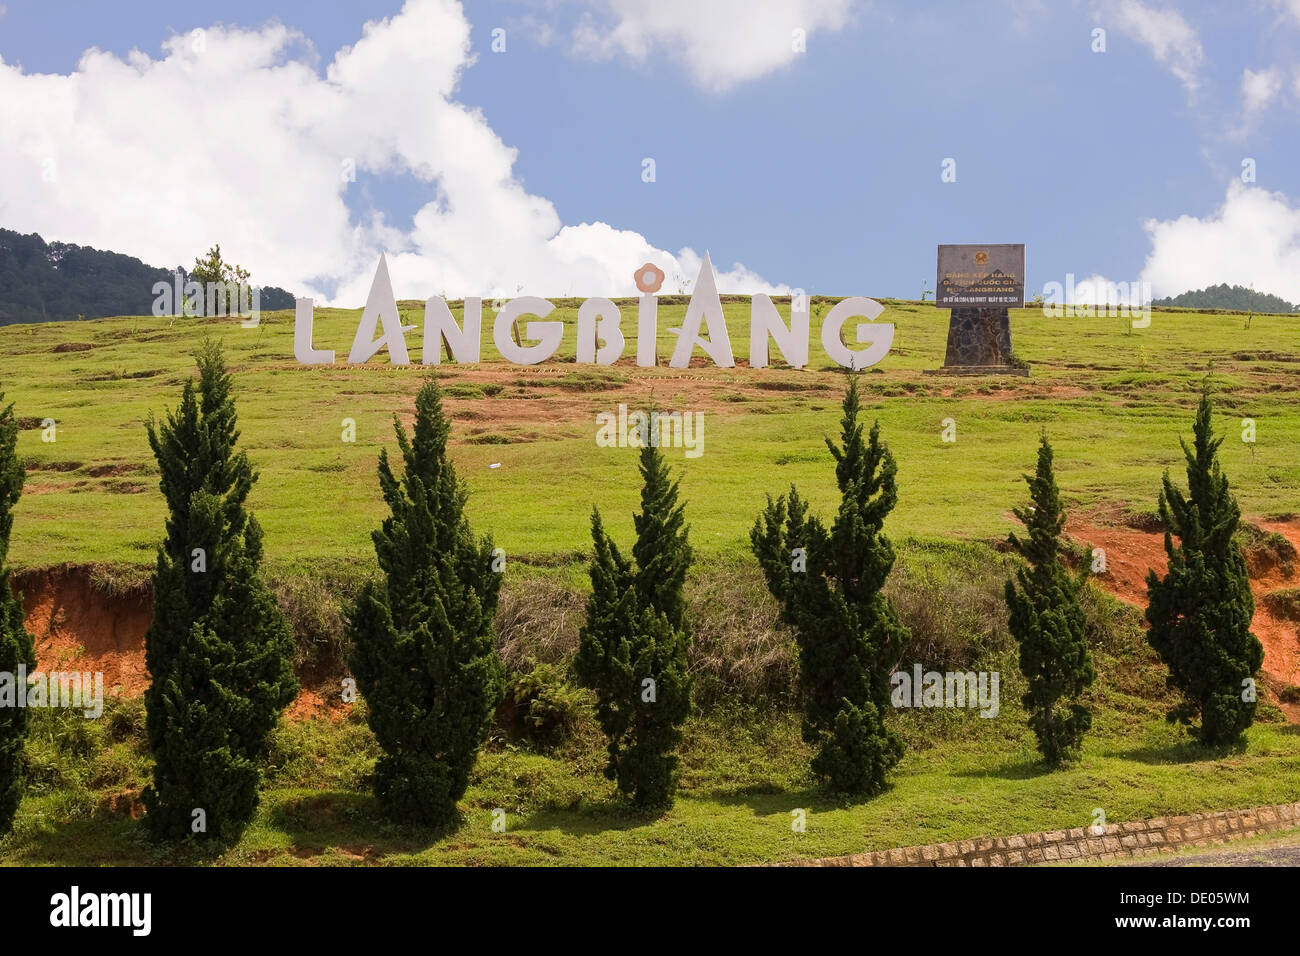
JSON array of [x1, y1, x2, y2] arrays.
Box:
[[784, 801, 1300, 867]]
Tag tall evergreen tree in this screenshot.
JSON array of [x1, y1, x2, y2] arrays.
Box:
[[1146, 392, 1263, 746], [575, 442, 693, 811], [0, 390, 34, 835], [143, 340, 298, 841], [347, 379, 504, 827], [1005, 434, 1095, 766], [751, 376, 910, 795]]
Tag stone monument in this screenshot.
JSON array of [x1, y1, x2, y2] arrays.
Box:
[[926, 244, 1028, 376]]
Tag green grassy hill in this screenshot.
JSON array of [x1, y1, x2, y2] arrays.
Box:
[[3, 299, 1300, 866], [3, 299, 1297, 576]]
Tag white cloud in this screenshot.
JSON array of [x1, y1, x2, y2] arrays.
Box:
[[569, 0, 857, 93], [1270, 0, 1300, 26], [1105, 0, 1204, 98], [1241, 66, 1283, 114], [1063, 274, 1148, 307], [0, 0, 786, 306], [1138, 182, 1300, 304], [1070, 183, 1300, 306], [507, 14, 557, 48]]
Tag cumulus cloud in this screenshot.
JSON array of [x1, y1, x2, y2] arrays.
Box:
[[569, 0, 857, 93], [1241, 66, 1284, 114], [1138, 182, 1300, 304], [1105, 0, 1204, 98], [0, 0, 787, 306]]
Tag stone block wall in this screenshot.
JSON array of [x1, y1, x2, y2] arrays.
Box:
[[783, 801, 1300, 867]]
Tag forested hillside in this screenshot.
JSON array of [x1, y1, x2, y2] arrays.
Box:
[[1153, 283, 1297, 313], [0, 229, 294, 324]]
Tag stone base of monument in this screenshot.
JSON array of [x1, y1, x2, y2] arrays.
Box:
[[925, 306, 1029, 376]]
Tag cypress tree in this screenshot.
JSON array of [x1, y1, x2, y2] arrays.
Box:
[[347, 379, 504, 827], [1005, 434, 1095, 766], [575, 442, 693, 811], [0, 390, 34, 835], [750, 376, 909, 795], [1146, 392, 1262, 746], [143, 340, 298, 841]]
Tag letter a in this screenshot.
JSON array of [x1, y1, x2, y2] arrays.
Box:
[[348, 254, 410, 365], [890, 671, 910, 708], [669, 252, 734, 368]]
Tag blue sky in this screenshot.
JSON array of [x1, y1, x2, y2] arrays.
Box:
[[1, 0, 1298, 304]]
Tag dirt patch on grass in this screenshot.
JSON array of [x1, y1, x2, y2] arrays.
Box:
[[281, 359, 1121, 435], [23, 482, 77, 495], [100, 480, 150, 494], [753, 380, 832, 392], [85, 463, 141, 478], [934, 382, 1096, 401], [51, 342, 93, 353], [84, 369, 164, 382]]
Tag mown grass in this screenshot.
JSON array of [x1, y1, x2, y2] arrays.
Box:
[[6, 688, 1300, 867], [1, 301, 1296, 572]]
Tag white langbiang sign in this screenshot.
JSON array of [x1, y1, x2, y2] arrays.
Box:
[[294, 252, 895, 371]]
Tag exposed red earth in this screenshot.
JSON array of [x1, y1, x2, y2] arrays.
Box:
[[1069, 514, 1300, 721], [18, 566, 150, 697], [17, 516, 1300, 722]]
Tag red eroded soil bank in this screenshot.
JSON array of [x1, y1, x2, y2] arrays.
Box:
[[13, 519, 1300, 720], [1068, 515, 1300, 720], [15, 566, 151, 697]]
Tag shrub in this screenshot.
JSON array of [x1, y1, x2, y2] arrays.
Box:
[[497, 663, 588, 750], [1146, 392, 1263, 747], [750, 375, 910, 796], [575, 442, 693, 811], [0, 388, 34, 835], [347, 378, 504, 828], [141, 341, 298, 841], [1005, 434, 1095, 766]]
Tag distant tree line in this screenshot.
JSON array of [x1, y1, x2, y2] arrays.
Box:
[[0, 228, 294, 325], [1153, 283, 1297, 313]]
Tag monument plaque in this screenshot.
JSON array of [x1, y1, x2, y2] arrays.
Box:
[[928, 243, 1028, 376], [936, 244, 1025, 307]]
